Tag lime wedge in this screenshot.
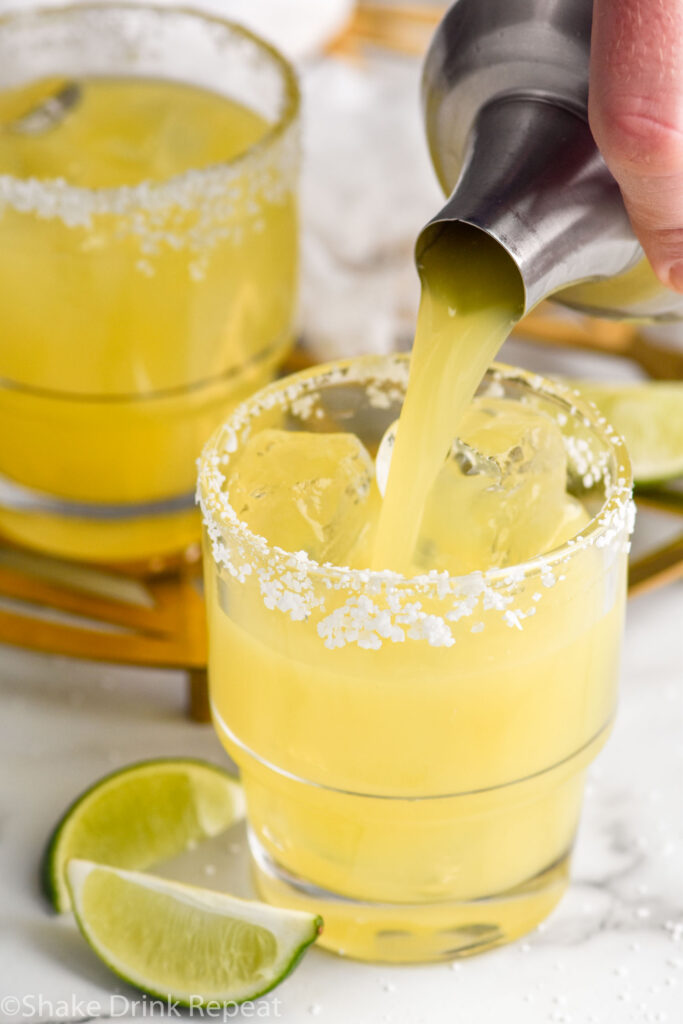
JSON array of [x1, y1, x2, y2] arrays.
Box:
[[67, 860, 322, 1006], [574, 381, 683, 484], [44, 758, 245, 913]]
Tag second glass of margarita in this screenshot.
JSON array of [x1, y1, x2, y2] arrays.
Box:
[[0, 3, 299, 564], [199, 355, 633, 963]]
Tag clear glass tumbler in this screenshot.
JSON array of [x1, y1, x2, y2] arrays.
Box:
[[0, 3, 299, 564], [199, 355, 634, 963]]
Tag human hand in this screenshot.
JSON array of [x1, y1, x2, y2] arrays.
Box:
[[589, 0, 683, 292]]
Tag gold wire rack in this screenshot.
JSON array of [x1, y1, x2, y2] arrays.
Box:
[[0, 4, 681, 720], [330, 2, 446, 57]]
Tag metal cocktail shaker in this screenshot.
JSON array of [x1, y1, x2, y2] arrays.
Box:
[[419, 0, 683, 320]]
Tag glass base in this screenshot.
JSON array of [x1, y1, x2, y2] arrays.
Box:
[[0, 494, 201, 565], [249, 831, 570, 963], [0, 333, 295, 563]]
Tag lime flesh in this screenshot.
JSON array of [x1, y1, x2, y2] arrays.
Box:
[[67, 860, 322, 1005], [575, 381, 683, 484], [44, 758, 245, 912]]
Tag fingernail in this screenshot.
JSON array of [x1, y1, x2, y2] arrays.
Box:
[[668, 261, 683, 293]]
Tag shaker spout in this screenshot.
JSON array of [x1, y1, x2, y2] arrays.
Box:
[[421, 0, 683, 321], [417, 96, 640, 316]]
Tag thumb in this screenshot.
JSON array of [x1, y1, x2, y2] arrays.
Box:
[[589, 0, 683, 292]]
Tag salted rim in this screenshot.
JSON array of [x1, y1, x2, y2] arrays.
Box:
[[0, 2, 301, 211], [197, 354, 635, 596]]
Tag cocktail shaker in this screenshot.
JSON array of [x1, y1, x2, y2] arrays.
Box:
[[419, 0, 683, 320]]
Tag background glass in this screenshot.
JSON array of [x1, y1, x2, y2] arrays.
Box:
[[0, 3, 299, 564]]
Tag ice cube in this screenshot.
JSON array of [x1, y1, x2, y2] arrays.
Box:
[[225, 428, 376, 564], [413, 399, 576, 574], [542, 495, 592, 550], [376, 419, 500, 499]]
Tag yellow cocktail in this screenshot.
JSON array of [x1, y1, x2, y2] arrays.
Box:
[[0, 5, 299, 563], [199, 357, 634, 962]]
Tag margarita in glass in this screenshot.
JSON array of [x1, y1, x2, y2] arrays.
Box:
[[199, 351, 633, 962], [0, 5, 299, 563]]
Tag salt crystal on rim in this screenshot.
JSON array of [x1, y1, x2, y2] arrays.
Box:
[[198, 358, 634, 649]]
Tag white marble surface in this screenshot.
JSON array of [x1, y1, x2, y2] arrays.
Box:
[[1, 581, 681, 1024], [1, 39, 683, 1024]]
